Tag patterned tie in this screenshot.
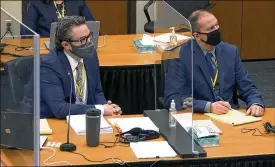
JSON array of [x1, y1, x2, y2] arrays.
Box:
[[205, 52, 217, 78], [75, 62, 84, 103], [206, 52, 220, 98]]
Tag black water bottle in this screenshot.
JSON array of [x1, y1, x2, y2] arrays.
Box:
[[86, 108, 101, 147]]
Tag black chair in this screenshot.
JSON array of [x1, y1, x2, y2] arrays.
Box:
[[5, 56, 35, 110], [143, 0, 154, 33]]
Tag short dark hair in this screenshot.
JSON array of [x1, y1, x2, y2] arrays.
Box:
[[188, 9, 213, 33], [55, 16, 86, 50]]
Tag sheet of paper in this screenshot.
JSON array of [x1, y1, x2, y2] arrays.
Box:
[[40, 136, 48, 148], [154, 33, 191, 43], [205, 109, 262, 126], [130, 141, 177, 159], [108, 117, 159, 133], [141, 34, 155, 46], [40, 119, 52, 135], [66, 115, 113, 135]]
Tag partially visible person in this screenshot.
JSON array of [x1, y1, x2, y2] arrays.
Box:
[[21, 0, 95, 37], [164, 9, 264, 117], [20, 16, 120, 119]]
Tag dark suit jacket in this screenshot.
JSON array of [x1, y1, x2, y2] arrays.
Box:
[[21, 0, 95, 37], [164, 40, 263, 112], [20, 49, 107, 119]]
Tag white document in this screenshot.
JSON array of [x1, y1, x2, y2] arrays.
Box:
[[173, 113, 222, 138], [141, 34, 155, 46], [40, 136, 48, 148], [40, 119, 52, 135], [66, 115, 113, 135], [154, 33, 191, 43], [130, 141, 177, 159], [108, 117, 159, 133]]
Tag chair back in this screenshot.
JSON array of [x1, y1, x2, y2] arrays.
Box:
[[5, 56, 34, 108]]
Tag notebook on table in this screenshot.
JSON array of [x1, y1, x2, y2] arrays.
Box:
[[205, 109, 262, 126]]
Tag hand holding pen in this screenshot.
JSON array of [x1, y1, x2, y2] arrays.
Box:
[[210, 96, 231, 115]]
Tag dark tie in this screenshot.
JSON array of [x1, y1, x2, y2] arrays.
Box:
[[75, 62, 84, 103], [205, 52, 217, 78]]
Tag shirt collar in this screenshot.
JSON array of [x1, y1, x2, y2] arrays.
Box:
[[199, 45, 216, 57], [64, 51, 83, 71]]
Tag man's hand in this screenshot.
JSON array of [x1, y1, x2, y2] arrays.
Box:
[[103, 104, 115, 116], [246, 105, 264, 117], [107, 100, 121, 115], [210, 101, 231, 115]]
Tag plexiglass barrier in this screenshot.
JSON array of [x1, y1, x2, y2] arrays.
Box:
[[149, 0, 206, 158], [1, 7, 40, 166]]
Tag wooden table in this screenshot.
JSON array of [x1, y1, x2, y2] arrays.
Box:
[[0, 33, 187, 67], [1, 108, 274, 166]]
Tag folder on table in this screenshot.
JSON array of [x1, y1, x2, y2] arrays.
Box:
[[40, 119, 52, 135], [205, 109, 262, 126], [66, 115, 113, 135]]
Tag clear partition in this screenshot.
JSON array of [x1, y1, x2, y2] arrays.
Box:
[[1, 7, 40, 166], [151, 0, 201, 157]]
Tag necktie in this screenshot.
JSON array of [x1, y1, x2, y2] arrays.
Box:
[[205, 52, 217, 78], [75, 62, 84, 103]]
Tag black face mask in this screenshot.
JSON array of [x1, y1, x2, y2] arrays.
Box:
[[198, 28, 221, 46], [69, 41, 95, 58]]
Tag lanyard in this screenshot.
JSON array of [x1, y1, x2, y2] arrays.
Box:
[[53, 1, 65, 19], [211, 70, 218, 88], [74, 65, 86, 96]]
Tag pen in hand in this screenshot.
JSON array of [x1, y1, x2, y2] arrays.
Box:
[[211, 96, 231, 114]]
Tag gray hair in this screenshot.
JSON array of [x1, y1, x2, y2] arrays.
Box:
[[188, 9, 213, 33], [55, 16, 86, 50]]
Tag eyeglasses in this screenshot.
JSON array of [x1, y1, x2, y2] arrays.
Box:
[[68, 32, 93, 45]]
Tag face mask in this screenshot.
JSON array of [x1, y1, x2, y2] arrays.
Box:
[[69, 41, 95, 58], [198, 28, 221, 46]]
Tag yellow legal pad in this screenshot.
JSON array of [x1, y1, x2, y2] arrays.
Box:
[[204, 109, 262, 126], [40, 119, 52, 134]]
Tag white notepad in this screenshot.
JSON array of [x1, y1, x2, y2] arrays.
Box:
[[108, 117, 159, 133], [205, 109, 262, 126], [130, 141, 177, 159], [40, 119, 52, 135], [66, 115, 113, 135]]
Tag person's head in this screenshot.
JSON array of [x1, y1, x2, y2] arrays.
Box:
[[55, 16, 95, 59], [188, 9, 221, 49]]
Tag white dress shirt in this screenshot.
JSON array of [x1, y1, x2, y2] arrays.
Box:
[[65, 51, 104, 114]]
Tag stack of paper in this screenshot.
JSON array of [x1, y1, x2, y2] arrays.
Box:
[[108, 117, 159, 133], [130, 141, 177, 159], [173, 113, 222, 138], [205, 109, 262, 126], [40, 119, 52, 135], [66, 115, 113, 135]]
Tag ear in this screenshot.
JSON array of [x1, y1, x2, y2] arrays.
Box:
[[61, 41, 71, 50], [193, 32, 199, 40]]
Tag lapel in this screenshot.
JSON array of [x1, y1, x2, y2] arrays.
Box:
[[83, 57, 93, 103], [193, 41, 214, 96], [57, 50, 76, 100], [215, 43, 225, 96]]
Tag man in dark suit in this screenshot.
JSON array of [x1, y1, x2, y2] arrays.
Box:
[[164, 10, 264, 116], [21, 0, 95, 37], [21, 16, 120, 119]]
